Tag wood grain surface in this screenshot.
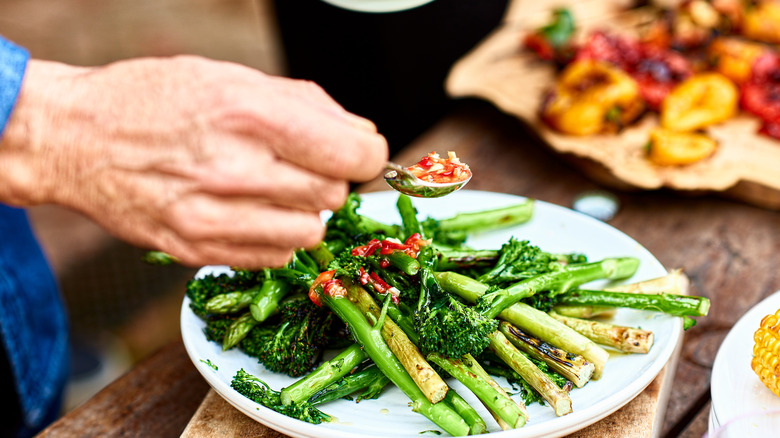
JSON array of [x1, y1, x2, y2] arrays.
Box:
[[38, 339, 210, 438], [37, 101, 780, 438]]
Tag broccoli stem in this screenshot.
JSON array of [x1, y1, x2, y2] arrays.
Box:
[[141, 250, 179, 266], [348, 282, 449, 404], [249, 279, 290, 322], [488, 331, 572, 417], [359, 216, 400, 238], [321, 292, 470, 436], [204, 287, 259, 314], [478, 257, 640, 319], [550, 305, 616, 319], [549, 312, 654, 354], [397, 194, 426, 238], [280, 344, 368, 406], [556, 289, 710, 317], [442, 389, 487, 435], [435, 271, 609, 379], [428, 352, 528, 429], [437, 200, 535, 235], [435, 248, 499, 271], [551, 270, 690, 318], [222, 312, 257, 351], [309, 364, 390, 405], [607, 269, 689, 294], [498, 321, 594, 388], [384, 251, 421, 276]]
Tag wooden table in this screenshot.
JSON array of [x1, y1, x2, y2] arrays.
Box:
[[37, 100, 780, 438]]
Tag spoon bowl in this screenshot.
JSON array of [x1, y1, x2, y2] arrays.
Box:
[[383, 161, 471, 198]]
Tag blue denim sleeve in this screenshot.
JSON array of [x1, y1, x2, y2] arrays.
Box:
[[0, 35, 29, 136], [0, 35, 70, 435]]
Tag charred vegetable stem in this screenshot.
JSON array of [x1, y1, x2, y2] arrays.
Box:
[[498, 321, 594, 388], [348, 282, 449, 404], [488, 331, 573, 417], [549, 312, 654, 354]]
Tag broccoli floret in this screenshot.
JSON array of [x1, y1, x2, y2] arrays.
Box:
[[203, 316, 235, 343], [329, 248, 370, 279], [415, 292, 498, 358], [478, 238, 582, 287], [241, 295, 341, 377], [186, 270, 264, 318], [231, 369, 331, 424], [415, 247, 497, 358]]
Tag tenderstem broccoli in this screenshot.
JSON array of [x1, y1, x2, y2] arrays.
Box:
[[435, 271, 610, 378], [314, 281, 471, 436], [231, 369, 331, 424], [308, 363, 390, 405], [414, 247, 497, 359], [497, 321, 594, 388], [476, 257, 640, 319], [548, 312, 654, 354], [280, 343, 368, 406]]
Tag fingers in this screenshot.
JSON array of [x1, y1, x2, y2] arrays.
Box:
[[161, 193, 325, 260], [226, 76, 389, 183], [174, 137, 350, 212]]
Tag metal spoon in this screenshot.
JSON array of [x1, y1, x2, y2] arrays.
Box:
[[383, 161, 472, 198]]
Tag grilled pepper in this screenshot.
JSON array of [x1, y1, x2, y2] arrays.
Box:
[[660, 72, 738, 132], [751, 308, 780, 398], [707, 36, 766, 85], [647, 128, 717, 166], [742, 1, 780, 44], [541, 60, 645, 135]]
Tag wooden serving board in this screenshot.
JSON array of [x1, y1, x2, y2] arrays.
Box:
[[446, 0, 780, 209]]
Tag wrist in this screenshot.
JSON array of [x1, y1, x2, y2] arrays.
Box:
[[0, 59, 89, 206]]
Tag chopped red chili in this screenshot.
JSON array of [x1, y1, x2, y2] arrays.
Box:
[[407, 151, 471, 184]]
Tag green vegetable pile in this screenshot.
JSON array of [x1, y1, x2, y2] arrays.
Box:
[[184, 193, 709, 435]]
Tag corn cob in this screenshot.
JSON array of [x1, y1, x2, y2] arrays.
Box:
[[752, 308, 780, 397]]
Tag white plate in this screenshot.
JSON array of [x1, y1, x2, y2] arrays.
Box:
[[181, 190, 681, 438], [709, 290, 780, 434]]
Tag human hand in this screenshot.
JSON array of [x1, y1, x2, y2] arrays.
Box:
[[0, 56, 388, 268]]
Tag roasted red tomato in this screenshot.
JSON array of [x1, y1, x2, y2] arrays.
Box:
[[741, 52, 780, 122], [575, 31, 641, 71], [576, 31, 693, 110], [631, 45, 693, 109]]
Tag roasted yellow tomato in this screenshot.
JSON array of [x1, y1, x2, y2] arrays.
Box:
[[742, 1, 780, 44], [647, 128, 717, 165], [660, 72, 738, 132], [708, 36, 767, 84], [541, 60, 644, 136]]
